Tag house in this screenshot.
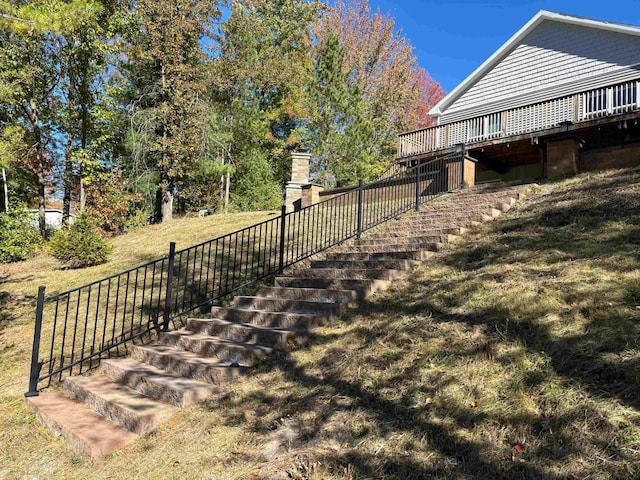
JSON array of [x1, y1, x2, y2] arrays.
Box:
[[26, 209, 76, 231], [397, 11, 640, 183]]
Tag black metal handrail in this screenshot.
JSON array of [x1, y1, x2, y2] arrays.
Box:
[[25, 150, 465, 395]]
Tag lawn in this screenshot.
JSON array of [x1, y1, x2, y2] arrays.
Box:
[[0, 210, 276, 476], [2, 168, 640, 479]]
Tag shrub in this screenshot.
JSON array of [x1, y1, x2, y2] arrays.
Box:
[[49, 215, 112, 268], [0, 210, 43, 263], [231, 151, 283, 211], [124, 209, 150, 232]]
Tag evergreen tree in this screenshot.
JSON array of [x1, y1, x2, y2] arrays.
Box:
[[306, 33, 377, 186], [210, 0, 320, 207], [124, 0, 219, 222]]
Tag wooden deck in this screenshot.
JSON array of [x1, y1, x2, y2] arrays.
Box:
[[398, 79, 640, 160]]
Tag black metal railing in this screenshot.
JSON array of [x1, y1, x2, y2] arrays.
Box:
[[26, 150, 465, 395]]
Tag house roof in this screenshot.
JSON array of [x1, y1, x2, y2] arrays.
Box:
[[429, 10, 640, 118]]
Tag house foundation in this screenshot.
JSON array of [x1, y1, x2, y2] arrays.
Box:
[[545, 137, 582, 177]]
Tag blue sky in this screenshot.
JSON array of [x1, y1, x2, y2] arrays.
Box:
[[367, 1, 640, 93]]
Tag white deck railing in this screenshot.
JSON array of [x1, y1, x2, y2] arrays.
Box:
[[398, 79, 640, 158]]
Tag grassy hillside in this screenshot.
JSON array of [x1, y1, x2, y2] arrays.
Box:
[[0, 211, 276, 471], [3, 168, 640, 479]]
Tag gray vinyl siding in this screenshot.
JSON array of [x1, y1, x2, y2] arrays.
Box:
[[441, 20, 640, 123]]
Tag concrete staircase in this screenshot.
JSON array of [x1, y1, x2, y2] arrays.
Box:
[[26, 182, 534, 460]]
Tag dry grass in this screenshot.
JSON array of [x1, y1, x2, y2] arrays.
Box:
[[0, 210, 276, 477], [3, 169, 640, 479]]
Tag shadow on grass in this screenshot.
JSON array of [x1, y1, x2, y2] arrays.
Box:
[[207, 168, 640, 479]]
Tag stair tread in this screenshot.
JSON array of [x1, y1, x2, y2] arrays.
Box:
[[162, 329, 275, 352], [234, 296, 345, 312], [101, 357, 220, 392], [188, 317, 306, 332], [26, 392, 139, 460], [211, 306, 328, 317], [258, 286, 357, 297], [135, 343, 253, 367], [65, 374, 178, 419]]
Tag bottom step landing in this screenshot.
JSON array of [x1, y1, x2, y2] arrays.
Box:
[[26, 393, 139, 461]]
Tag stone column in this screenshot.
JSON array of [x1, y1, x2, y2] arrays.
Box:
[[285, 151, 311, 212]]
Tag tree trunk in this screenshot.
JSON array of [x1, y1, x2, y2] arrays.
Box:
[[154, 186, 174, 223], [79, 94, 88, 213], [37, 151, 46, 237], [29, 100, 47, 238], [62, 131, 73, 226], [79, 178, 86, 212], [161, 189, 173, 222], [2, 168, 8, 213], [154, 187, 162, 223]]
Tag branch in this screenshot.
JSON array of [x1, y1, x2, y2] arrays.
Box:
[[0, 12, 36, 26]]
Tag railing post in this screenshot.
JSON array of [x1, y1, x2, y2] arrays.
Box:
[[415, 163, 420, 211], [356, 179, 364, 239], [163, 242, 176, 332], [278, 205, 287, 274], [25, 286, 46, 397]]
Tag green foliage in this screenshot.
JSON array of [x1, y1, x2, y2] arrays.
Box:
[[0, 210, 43, 263], [305, 33, 378, 187], [85, 168, 141, 235], [124, 209, 150, 232], [123, 0, 219, 221], [1, 0, 438, 224], [49, 215, 112, 268], [211, 0, 320, 190], [231, 151, 282, 211]]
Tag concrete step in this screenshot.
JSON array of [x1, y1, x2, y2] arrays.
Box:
[[310, 259, 420, 270], [130, 344, 249, 385], [417, 208, 502, 220], [405, 215, 490, 226], [26, 392, 139, 460], [185, 318, 305, 348], [337, 242, 443, 254], [398, 218, 482, 229], [290, 267, 404, 281], [256, 286, 357, 304], [274, 276, 391, 299], [160, 330, 274, 361], [209, 306, 331, 329], [420, 203, 510, 214], [234, 296, 346, 315], [356, 234, 455, 246], [366, 226, 467, 238], [101, 357, 218, 407], [325, 250, 434, 261], [64, 374, 177, 436]]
